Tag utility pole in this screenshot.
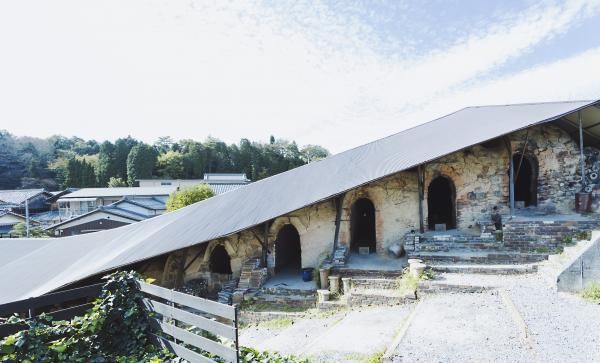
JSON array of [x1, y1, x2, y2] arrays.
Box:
[[25, 197, 30, 237]]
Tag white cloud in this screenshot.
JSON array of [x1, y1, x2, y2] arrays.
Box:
[[0, 0, 598, 153]]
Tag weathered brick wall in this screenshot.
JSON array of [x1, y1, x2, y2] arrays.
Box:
[[503, 219, 598, 250]]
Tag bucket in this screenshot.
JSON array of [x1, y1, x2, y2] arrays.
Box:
[[302, 268, 314, 282], [576, 192, 592, 213]]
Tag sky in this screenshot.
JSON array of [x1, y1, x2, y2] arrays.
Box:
[[1, 0, 600, 153]]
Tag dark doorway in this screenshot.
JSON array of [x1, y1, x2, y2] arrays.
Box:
[[275, 224, 301, 273], [427, 176, 456, 230], [350, 198, 376, 253], [209, 245, 232, 274], [513, 154, 537, 207]]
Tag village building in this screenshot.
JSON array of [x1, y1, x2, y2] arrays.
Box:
[[137, 173, 251, 195], [56, 186, 176, 218], [2, 100, 600, 305]]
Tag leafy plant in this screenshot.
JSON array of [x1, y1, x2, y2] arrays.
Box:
[[240, 347, 309, 363], [581, 282, 600, 304], [0, 271, 173, 362]]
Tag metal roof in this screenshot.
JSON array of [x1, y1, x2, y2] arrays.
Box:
[[59, 187, 177, 200], [0, 189, 49, 205], [0, 100, 598, 303], [208, 183, 248, 195]]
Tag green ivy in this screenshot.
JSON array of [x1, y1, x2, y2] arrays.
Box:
[[240, 347, 309, 363], [0, 271, 173, 362]]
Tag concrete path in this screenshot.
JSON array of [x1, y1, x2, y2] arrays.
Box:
[[391, 292, 532, 362], [240, 305, 413, 362]]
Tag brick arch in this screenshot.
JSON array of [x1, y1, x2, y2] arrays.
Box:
[[340, 188, 384, 254]]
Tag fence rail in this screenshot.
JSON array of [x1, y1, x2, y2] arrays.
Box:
[[0, 283, 103, 338], [138, 280, 239, 363]]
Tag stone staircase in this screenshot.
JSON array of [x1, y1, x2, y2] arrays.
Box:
[[332, 246, 348, 267], [406, 232, 550, 266], [217, 279, 239, 305]]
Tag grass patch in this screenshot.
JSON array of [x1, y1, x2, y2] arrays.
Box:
[[260, 318, 295, 329], [364, 350, 384, 363], [581, 282, 600, 304], [395, 267, 434, 295]]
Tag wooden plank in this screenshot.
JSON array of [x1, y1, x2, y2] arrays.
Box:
[[50, 303, 93, 321], [154, 334, 216, 363], [0, 283, 102, 316], [150, 318, 237, 363], [138, 281, 235, 320], [143, 299, 236, 340], [0, 323, 27, 339]]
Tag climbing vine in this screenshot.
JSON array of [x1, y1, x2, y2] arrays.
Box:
[[0, 271, 172, 362]]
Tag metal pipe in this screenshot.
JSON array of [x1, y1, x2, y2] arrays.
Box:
[[579, 111, 586, 188]]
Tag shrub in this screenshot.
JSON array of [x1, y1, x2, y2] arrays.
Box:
[[166, 184, 215, 211], [581, 282, 600, 304]]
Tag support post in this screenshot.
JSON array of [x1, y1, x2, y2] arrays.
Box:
[[332, 193, 345, 255], [579, 111, 586, 187], [417, 165, 425, 233], [262, 222, 269, 268], [504, 137, 515, 217]]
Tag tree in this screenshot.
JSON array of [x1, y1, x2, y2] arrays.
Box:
[[301, 144, 330, 163], [108, 176, 128, 187], [126, 144, 157, 186], [10, 222, 49, 238], [166, 184, 215, 211], [96, 141, 116, 187], [157, 151, 185, 179], [113, 137, 139, 180]]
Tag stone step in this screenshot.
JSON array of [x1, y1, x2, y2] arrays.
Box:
[[429, 264, 537, 274], [331, 268, 404, 279], [347, 288, 415, 307], [410, 251, 548, 265], [349, 277, 398, 290], [417, 280, 492, 294]]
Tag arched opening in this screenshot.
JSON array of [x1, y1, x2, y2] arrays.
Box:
[[350, 198, 376, 253], [209, 245, 232, 274], [513, 154, 537, 207], [275, 224, 301, 273], [427, 176, 456, 230]]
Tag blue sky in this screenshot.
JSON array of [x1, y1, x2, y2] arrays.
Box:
[[1, 0, 600, 152]]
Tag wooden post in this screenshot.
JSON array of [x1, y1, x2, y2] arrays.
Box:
[[579, 111, 586, 187], [332, 193, 345, 254], [417, 165, 425, 233]]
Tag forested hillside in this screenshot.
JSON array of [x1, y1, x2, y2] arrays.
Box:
[[0, 131, 329, 190]]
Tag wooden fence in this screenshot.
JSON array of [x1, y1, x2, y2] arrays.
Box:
[[0, 281, 239, 362], [0, 283, 103, 338], [138, 280, 239, 363]]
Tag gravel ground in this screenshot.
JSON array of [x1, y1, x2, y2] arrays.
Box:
[[392, 292, 532, 362], [241, 244, 600, 362]]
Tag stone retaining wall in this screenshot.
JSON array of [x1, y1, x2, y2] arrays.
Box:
[[503, 219, 598, 250]]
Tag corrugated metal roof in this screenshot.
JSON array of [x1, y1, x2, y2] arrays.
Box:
[[59, 187, 177, 199], [0, 189, 48, 205], [0, 100, 598, 303], [208, 183, 248, 195]]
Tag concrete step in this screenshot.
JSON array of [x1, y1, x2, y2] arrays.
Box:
[[410, 251, 548, 265], [429, 264, 537, 274]]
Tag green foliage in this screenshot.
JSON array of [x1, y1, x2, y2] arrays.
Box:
[[108, 177, 128, 188], [157, 150, 185, 179], [9, 221, 49, 238], [126, 143, 157, 186], [0, 130, 329, 189], [166, 184, 215, 211], [240, 347, 309, 363], [395, 267, 434, 295], [581, 282, 600, 303], [0, 271, 173, 362], [364, 350, 384, 363]]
